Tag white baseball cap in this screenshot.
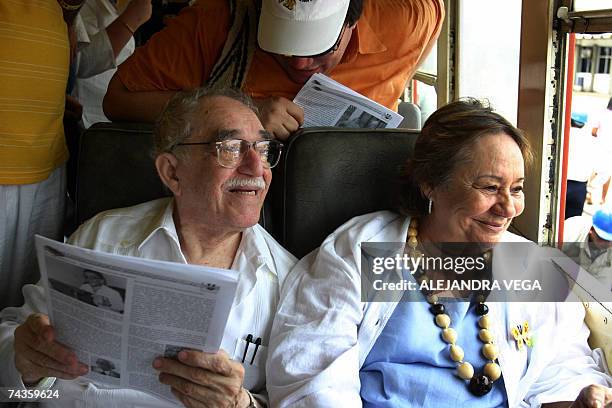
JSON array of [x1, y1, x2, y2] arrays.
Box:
[[258, 0, 350, 56]]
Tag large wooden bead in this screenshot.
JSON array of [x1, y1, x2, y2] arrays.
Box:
[[450, 345, 464, 362], [468, 375, 493, 396], [478, 329, 494, 343], [484, 362, 502, 381], [426, 294, 438, 304], [475, 303, 489, 316], [408, 227, 418, 237], [408, 236, 418, 248], [435, 314, 451, 329], [430, 303, 445, 315], [478, 314, 491, 329], [457, 362, 474, 380], [442, 328, 457, 344], [482, 343, 499, 360]]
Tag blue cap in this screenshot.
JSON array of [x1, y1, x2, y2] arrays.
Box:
[[592, 208, 612, 241], [571, 112, 588, 125]]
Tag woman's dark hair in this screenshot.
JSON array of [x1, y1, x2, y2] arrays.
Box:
[[397, 98, 533, 216], [346, 0, 364, 27]]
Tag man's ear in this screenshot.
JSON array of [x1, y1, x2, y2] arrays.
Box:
[[155, 153, 181, 196]]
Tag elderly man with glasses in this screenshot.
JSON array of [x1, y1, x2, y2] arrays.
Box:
[[0, 88, 296, 408], [104, 0, 444, 140]]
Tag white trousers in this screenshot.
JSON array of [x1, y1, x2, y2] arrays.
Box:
[[0, 165, 66, 310]]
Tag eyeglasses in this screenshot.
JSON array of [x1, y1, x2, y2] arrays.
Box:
[[176, 139, 283, 169]]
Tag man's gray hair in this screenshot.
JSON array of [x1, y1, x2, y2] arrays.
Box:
[[153, 87, 258, 158]]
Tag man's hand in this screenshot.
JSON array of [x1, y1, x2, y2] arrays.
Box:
[[154, 349, 250, 408], [14, 314, 88, 384], [253, 96, 304, 141], [571, 384, 612, 408]]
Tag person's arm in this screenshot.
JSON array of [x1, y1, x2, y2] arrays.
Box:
[[105, 0, 152, 57], [523, 302, 611, 407], [409, 0, 445, 77], [103, 74, 175, 122], [103, 2, 230, 122], [266, 235, 364, 406], [541, 385, 612, 407], [73, 1, 150, 78]]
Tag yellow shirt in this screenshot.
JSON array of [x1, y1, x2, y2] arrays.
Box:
[[0, 0, 69, 185]]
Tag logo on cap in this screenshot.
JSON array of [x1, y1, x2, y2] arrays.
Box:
[[279, 0, 312, 11]]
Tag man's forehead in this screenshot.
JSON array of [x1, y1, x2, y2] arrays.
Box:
[[214, 128, 273, 141]]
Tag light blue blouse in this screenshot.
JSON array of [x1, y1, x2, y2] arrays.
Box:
[[360, 295, 508, 408]]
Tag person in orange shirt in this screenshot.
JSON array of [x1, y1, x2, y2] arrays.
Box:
[[104, 0, 444, 140]]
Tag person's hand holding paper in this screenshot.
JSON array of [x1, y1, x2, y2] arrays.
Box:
[[153, 349, 251, 408], [253, 96, 304, 141], [14, 313, 88, 385]]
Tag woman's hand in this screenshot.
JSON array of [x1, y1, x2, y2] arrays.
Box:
[[154, 349, 250, 408], [570, 384, 612, 408], [14, 313, 88, 384]]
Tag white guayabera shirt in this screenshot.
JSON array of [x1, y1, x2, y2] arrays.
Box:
[[0, 197, 296, 408]]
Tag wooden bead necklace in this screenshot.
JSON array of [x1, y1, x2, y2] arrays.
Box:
[[407, 217, 501, 397]]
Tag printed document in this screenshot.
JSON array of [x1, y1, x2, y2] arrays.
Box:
[[35, 235, 238, 403], [293, 73, 404, 128]]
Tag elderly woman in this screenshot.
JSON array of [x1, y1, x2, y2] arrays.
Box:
[[267, 99, 612, 407]]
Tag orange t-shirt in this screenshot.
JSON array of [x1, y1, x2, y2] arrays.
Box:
[[118, 0, 444, 111], [0, 0, 69, 185]]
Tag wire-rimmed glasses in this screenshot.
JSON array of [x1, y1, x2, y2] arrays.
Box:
[[176, 139, 283, 169]]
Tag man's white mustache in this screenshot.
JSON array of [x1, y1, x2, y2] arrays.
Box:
[[224, 177, 266, 190]]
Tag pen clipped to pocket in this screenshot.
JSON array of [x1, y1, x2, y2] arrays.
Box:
[[234, 334, 266, 367]]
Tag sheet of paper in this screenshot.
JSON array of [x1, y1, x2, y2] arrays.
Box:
[[35, 235, 238, 404], [294, 73, 404, 128]]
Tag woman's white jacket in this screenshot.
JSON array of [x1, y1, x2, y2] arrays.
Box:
[[267, 211, 611, 408]]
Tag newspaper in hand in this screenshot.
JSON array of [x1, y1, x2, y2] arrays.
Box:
[[35, 235, 239, 404], [293, 73, 404, 128]]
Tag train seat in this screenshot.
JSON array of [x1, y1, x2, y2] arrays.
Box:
[[270, 127, 419, 258], [72, 123, 165, 229]]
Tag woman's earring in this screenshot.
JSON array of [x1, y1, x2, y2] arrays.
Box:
[[428, 199, 433, 214]]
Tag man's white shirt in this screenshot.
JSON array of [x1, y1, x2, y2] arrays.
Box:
[[0, 197, 296, 407]]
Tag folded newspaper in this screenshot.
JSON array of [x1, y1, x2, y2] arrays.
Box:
[[293, 73, 404, 128], [35, 235, 239, 404]]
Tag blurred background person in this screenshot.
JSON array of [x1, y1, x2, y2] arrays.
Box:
[[587, 97, 612, 207], [0, 0, 84, 310], [564, 207, 612, 290], [71, 0, 152, 128], [566, 112, 595, 219]]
